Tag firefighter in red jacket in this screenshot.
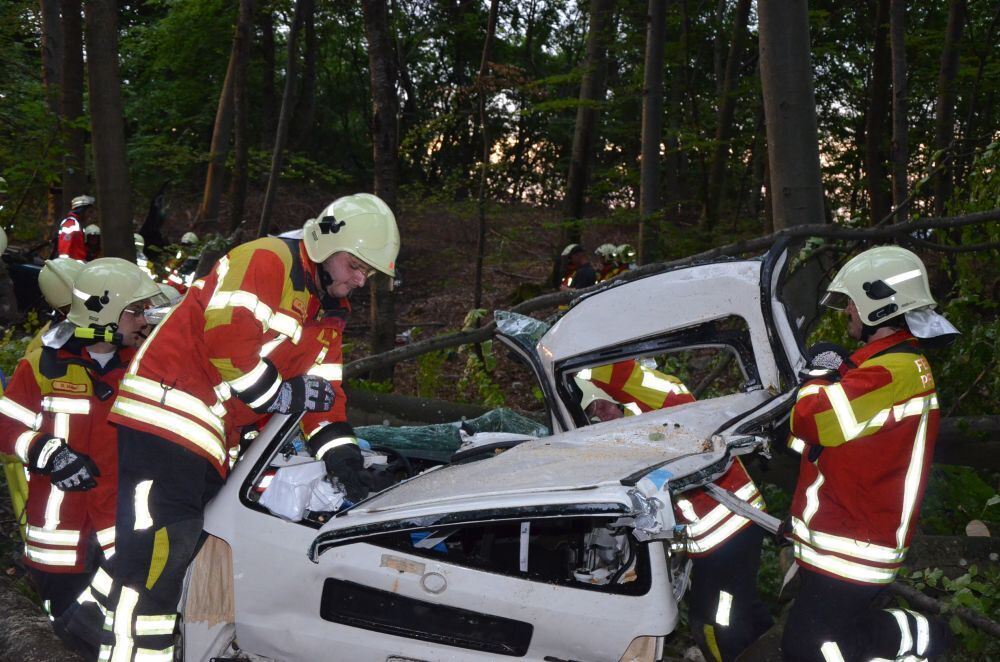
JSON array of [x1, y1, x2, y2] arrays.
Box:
[[782, 246, 958, 662], [0, 258, 163, 618], [61, 193, 399, 661], [577, 360, 772, 661], [57, 195, 95, 261]]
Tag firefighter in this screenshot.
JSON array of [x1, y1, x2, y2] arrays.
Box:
[[559, 243, 597, 290], [133, 233, 154, 278], [0, 258, 163, 619], [593, 243, 618, 281], [577, 360, 773, 661], [163, 230, 199, 293], [26, 258, 86, 355], [4, 258, 87, 543], [63, 193, 399, 661], [782, 246, 958, 662], [83, 225, 101, 261], [57, 195, 95, 261]]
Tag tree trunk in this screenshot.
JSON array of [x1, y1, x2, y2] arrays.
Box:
[[932, 0, 968, 217], [473, 0, 500, 310], [60, 0, 86, 214], [563, 0, 616, 242], [84, 0, 134, 261], [664, 0, 683, 210], [701, 0, 751, 231], [290, 0, 317, 149], [197, 14, 240, 233], [0, 577, 84, 661], [39, 0, 63, 223], [757, 0, 825, 230], [361, 0, 400, 377], [639, 0, 666, 265], [257, 0, 304, 238], [864, 0, 891, 226], [258, 5, 277, 149], [228, 0, 255, 233], [889, 0, 908, 223]]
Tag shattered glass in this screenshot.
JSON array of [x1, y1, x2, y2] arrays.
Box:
[[494, 310, 550, 355]]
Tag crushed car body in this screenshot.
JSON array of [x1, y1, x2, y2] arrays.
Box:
[[179, 242, 807, 662]]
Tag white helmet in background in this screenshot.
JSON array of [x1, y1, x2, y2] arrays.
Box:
[[133, 233, 145, 250], [39, 258, 85, 310], [71, 195, 95, 210], [180, 231, 198, 245], [822, 245, 935, 326], [68, 258, 166, 328], [84, 224, 101, 236], [303, 193, 400, 277]]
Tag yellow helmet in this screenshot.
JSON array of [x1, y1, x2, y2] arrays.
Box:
[[68, 258, 166, 328], [821, 245, 935, 325], [302, 193, 400, 277], [616, 244, 636, 263], [39, 258, 85, 309]]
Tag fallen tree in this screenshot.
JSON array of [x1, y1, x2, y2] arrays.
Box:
[[345, 208, 1000, 378], [0, 578, 83, 662]]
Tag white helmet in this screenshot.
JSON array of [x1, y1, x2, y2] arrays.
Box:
[[821, 245, 935, 325], [84, 224, 101, 236], [180, 231, 198, 245], [594, 243, 617, 258], [39, 258, 85, 309], [71, 195, 95, 210], [617, 244, 636, 263], [561, 243, 582, 257], [133, 233, 145, 250], [303, 193, 400, 277], [68, 258, 166, 328]]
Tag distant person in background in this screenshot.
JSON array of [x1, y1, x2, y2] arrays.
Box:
[[83, 225, 101, 262], [164, 231, 200, 293], [57, 196, 95, 261], [594, 243, 618, 281], [559, 243, 596, 290], [617, 243, 637, 272]]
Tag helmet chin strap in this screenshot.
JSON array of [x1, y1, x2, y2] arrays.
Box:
[[73, 326, 123, 346]]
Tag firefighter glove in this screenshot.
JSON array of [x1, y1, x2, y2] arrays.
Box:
[[47, 442, 100, 491], [266, 375, 335, 414], [799, 342, 854, 382], [323, 443, 372, 503]]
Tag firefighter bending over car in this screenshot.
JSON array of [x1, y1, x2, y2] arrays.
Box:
[[576, 359, 772, 661], [55, 193, 400, 661], [782, 246, 958, 662], [0, 259, 164, 620]]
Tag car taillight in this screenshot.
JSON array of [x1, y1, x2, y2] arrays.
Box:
[[618, 635, 663, 662]]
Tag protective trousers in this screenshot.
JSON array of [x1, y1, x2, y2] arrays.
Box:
[[688, 525, 773, 661], [781, 567, 948, 661], [60, 427, 223, 662]]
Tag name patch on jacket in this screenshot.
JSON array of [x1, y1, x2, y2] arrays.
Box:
[[52, 380, 88, 394]]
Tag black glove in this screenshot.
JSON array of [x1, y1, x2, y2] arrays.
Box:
[[266, 375, 335, 414], [323, 444, 373, 503], [799, 342, 854, 382], [43, 443, 100, 491]]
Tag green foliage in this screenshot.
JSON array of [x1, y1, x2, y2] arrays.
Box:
[[905, 564, 1000, 659], [350, 378, 394, 395], [0, 311, 43, 377], [456, 341, 505, 408], [919, 467, 999, 536], [415, 349, 447, 399]]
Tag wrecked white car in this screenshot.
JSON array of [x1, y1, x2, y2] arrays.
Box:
[[179, 243, 807, 662]]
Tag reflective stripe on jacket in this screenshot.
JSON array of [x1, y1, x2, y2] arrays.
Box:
[[0, 345, 129, 572], [581, 360, 763, 556], [57, 213, 87, 261], [108, 237, 354, 475], [788, 330, 939, 585]]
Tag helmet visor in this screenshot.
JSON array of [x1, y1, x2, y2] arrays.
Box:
[[820, 290, 851, 311]]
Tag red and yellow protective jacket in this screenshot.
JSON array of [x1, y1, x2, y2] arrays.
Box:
[[788, 331, 939, 585], [581, 360, 764, 557], [57, 212, 87, 261], [0, 344, 130, 573], [109, 237, 355, 476]]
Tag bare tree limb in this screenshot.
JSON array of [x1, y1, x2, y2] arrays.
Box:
[[889, 581, 1000, 639]]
